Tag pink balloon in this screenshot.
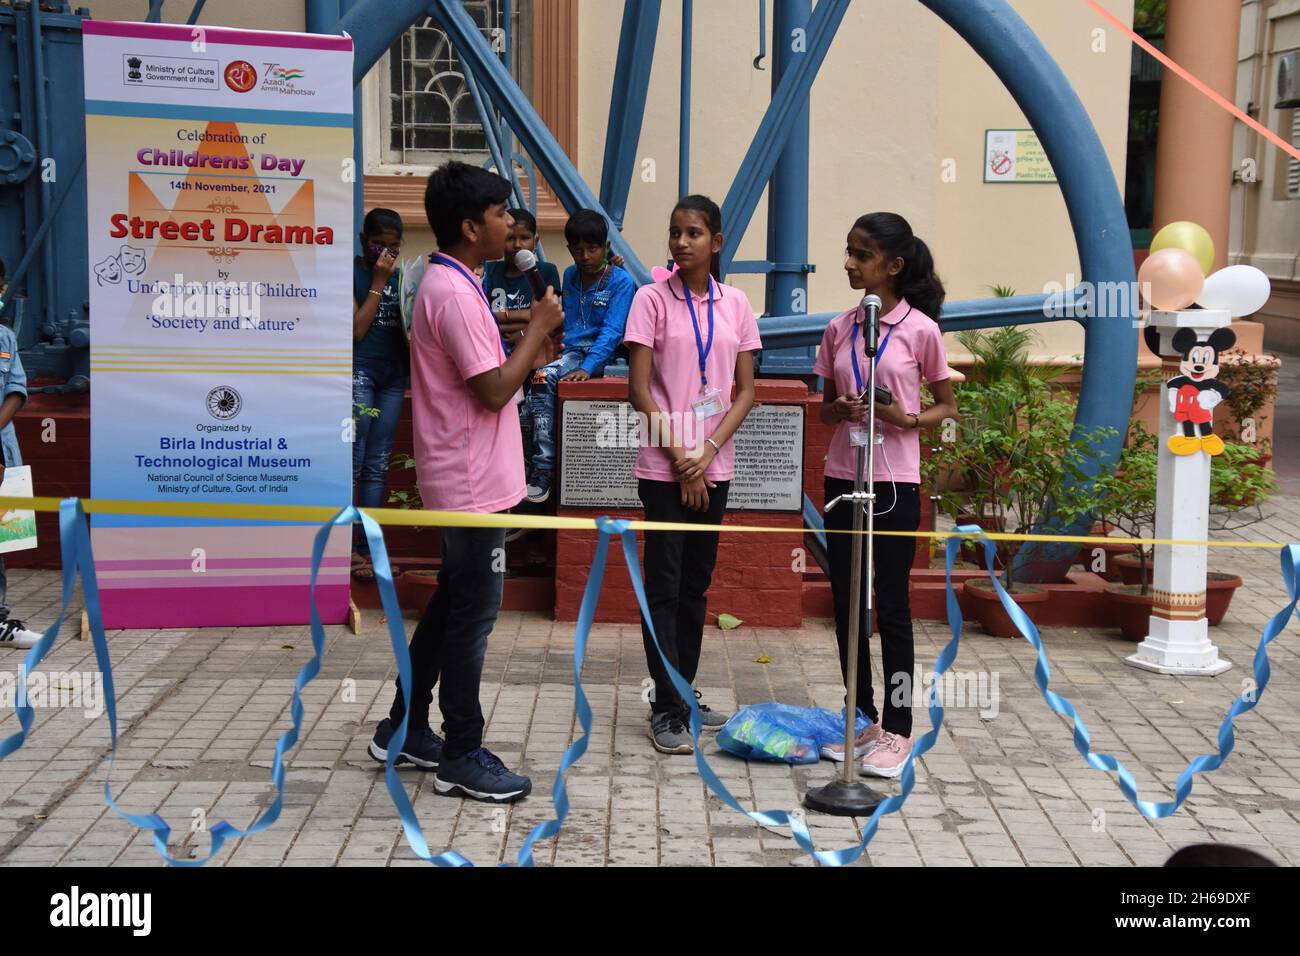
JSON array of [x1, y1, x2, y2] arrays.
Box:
[[1138, 248, 1205, 311]]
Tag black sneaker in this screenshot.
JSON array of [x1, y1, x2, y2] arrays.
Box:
[[433, 747, 532, 803], [693, 690, 729, 731], [0, 616, 41, 649], [367, 718, 443, 770], [649, 710, 694, 754]]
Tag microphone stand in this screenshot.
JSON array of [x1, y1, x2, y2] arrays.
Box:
[[805, 301, 885, 818]]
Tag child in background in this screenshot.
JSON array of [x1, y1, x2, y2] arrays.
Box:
[[482, 207, 562, 350], [352, 208, 408, 579], [0, 259, 42, 649], [524, 209, 636, 503], [483, 208, 562, 465]]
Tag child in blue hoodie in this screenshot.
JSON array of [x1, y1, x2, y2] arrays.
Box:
[[524, 209, 635, 503]]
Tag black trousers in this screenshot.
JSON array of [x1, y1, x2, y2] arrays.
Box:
[[637, 478, 730, 716], [388, 523, 505, 760], [824, 477, 920, 737]]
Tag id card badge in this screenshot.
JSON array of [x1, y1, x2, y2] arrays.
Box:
[[692, 388, 724, 419], [849, 426, 883, 447]]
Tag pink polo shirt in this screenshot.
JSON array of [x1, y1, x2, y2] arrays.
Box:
[[813, 297, 949, 484], [623, 276, 763, 482], [409, 257, 525, 513]]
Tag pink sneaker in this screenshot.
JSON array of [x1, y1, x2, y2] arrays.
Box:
[[819, 721, 881, 762], [859, 731, 913, 778]]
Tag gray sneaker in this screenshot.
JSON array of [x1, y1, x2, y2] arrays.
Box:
[[649, 710, 694, 755], [693, 690, 729, 731]]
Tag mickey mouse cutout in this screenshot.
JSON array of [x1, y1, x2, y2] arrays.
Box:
[[1144, 326, 1234, 457]]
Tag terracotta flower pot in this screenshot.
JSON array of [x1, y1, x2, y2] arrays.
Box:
[[956, 513, 1007, 568], [1114, 553, 1153, 587], [962, 578, 1049, 638], [1104, 583, 1152, 641], [1206, 572, 1243, 626], [403, 569, 439, 612]]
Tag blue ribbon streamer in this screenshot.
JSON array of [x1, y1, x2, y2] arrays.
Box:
[[962, 525, 1300, 818], [592, 517, 970, 866], [5, 501, 1298, 865]]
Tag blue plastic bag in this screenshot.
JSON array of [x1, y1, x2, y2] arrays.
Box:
[[717, 703, 870, 764]]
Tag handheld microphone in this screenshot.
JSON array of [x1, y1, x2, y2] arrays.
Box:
[[514, 249, 550, 300], [862, 293, 882, 356]]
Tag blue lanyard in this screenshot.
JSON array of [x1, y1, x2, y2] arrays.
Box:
[[849, 304, 910, 394], [576, 265, 612, 329], [680, 274, 715, 391], [432, 252, 510, 352]]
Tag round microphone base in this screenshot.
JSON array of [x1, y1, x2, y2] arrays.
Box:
[[804, 779, 885, 817]]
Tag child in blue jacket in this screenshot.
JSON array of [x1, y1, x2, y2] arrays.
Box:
[[524, 210, 635, 503]]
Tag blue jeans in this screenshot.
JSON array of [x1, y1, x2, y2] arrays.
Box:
[[524, 350, 584, 478], [388, 524, 506, 759], [352, 356, 408, 554]]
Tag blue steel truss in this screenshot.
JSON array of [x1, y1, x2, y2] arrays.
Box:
[[0, 0, 1135, 578]]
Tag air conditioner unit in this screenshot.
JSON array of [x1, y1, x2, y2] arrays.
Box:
[[1279, 51, 1300, 108]]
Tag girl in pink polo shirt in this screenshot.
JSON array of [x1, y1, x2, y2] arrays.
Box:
[[625, 195, 762, 756], [813, 212, 959, 779]]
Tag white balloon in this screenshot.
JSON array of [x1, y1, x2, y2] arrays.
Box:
[[1196, 265, 1272, 318]]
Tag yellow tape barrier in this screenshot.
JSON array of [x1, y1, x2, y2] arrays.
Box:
[[0, 495, 1288, 551]]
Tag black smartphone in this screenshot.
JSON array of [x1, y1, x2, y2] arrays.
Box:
[[858, 385, 894, 406]]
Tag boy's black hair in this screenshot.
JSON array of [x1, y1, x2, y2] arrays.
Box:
[[564, 209, 609, 247], [424, 161, 513, 249], [362, 207, 403, 238], [507, 207, 538, 236], [851, 212, 946, 320], [672, 194, 723, 281]]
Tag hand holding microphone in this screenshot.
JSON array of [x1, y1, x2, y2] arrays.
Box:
[[515, 249, 563, 337]]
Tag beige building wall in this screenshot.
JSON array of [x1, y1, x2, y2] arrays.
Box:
[[85, 0, 306, 31], [577, 0, 1134, 362], [1232, 0, 1300, 353], [83, 0, 1136, 363]]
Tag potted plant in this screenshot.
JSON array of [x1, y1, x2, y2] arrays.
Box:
[[1215, 346, 1278, 462], [930, 329, 1113, 637], [1095, 422, 1159, 640]]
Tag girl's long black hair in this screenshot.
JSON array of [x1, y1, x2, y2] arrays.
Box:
[[852, 212, 945, 320], [673, 194, 723, 282]]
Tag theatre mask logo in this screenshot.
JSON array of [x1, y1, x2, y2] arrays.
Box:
[[224, 60, 258, 93], [206, 386, 243, 421]]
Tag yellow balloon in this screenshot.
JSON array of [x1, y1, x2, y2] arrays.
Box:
[[1151, 221, 1215, 276]]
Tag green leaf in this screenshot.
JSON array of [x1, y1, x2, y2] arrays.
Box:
[[718, 613, 743, 630]]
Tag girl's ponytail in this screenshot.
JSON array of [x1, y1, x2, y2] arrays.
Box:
[[851, 212, 945, 320]]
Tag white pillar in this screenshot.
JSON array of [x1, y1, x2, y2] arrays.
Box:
[[1126, 309, 1232, 676]]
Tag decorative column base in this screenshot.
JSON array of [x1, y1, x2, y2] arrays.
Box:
[[1126, 616, 1232, 676]]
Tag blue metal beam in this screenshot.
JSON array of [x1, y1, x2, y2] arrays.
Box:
[[921, 0, 1137, 582], [304, 0, 338, 33], [186, 0, 207, 24], [427, 0, 650, 283], [341, 0, 432, 83], [718, 0, 849, 275], [755, 289, 1089, 350], [679, 0, 692, 197], [761, 0, 814, 374], [599, 0, 661, 231]]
